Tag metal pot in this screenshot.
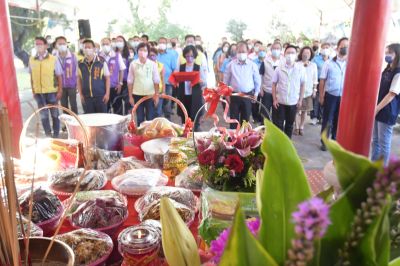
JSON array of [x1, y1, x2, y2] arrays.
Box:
[[19, 237, 75, 265], [60, 113, 129, 151]]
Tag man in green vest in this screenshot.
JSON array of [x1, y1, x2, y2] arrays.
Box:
[[29, 36, 63, 138]]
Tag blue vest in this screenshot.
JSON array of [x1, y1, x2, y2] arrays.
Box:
[[78, 57, 106, 97], [325, 59, 346, 96], [376, 66, 400, 125]]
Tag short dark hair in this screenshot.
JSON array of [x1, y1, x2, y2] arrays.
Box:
[[83, 39, 95, 47], [184, 34, 195, 41], [133, 35, 140, 39], [158, 37, 167, 42], [255, 40, 263, 45], [149, 47, 158, 55], [284, 44, 298, 53], [55, 36, 67, 43], [195, 45, 204, 53], [137, 42, 150, 52], [141, 34, 149, 41], [228, 43, 237, 57], [182, 45, 198, 58], [35, 36, 47, 45], [298, 46, 315, 61], [237, 41, 248, 52]]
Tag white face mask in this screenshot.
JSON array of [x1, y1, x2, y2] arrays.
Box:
[[167, 43, 172, 49], [248, 44, 253, 50], [116, 41, 124, 49], [79, 43, 84, 50], [285, 54, 296, 64], [111, 42, 117, 48], [222, 47, 229, 53], [85, 48, 94, 57], [158, 43, 167, 50], [195, 40, 201, 45], [102, 45, 111, 54], [57, 44, 68, 53], [186, 42, 195, 47], [238, 53, 247, 61], [129, 41, 135, 48], [254, 46, 260, 52], [321, 48, 330, 56], [271, 49, 281, 58]]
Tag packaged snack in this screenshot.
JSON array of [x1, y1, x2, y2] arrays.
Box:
[[49, 169, 107, 194], [141, 138, 171, 169], [16, 213, 43, 238], [111, 169, 168, 196], [136, 117, 183, 139], [65, 190, 128, 232], [169, 137, 197, 165], [56, 228, 113, 266], [105, 157, 155, 180], [134, 186, 198, 212], [91, 148, 123, 170], [175, 165, 203, 192], [19, 187, 62, 224]]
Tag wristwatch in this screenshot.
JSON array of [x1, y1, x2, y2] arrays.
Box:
[[119, 81, 123, 85]]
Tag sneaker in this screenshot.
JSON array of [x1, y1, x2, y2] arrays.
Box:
[[310, 118, 318, 125], [320, 144, 327, 151]]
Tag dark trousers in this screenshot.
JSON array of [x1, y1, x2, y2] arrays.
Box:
[[321, 92, 341, 141], [229, 96, 252, 129], [83, 96, 107, 114], [162, 84, 174, 119], [261, 91, 273, 121], [251, 95, 262, 123], [180, 95, 201, 131], [61, 88, 78, 114], [272, 104, 297, 138], [122, 81, 131, 115], [133, 95, 155, 126], [310, 85, 323, 120], [33, 93, 60, 137], [108, 87, 123, 115]]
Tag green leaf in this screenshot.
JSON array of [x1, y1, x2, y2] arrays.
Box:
[[353, 197, 391, 266], [258, 119, 312, 264], [319, 138, 382, 266], [219, 207, 278, 266], [390, 258, 400, 266]]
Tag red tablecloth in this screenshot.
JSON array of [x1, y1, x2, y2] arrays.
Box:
[[57, 179, 200, 265]]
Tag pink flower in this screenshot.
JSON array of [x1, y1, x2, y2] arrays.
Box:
[[234, 132, 262, 157], [197, 138, 212, 153]]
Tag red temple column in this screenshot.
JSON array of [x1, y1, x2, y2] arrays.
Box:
[[337, 0, 392, 157], [0, 0, 23, 158]]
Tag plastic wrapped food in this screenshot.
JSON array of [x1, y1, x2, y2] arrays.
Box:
[[49, 169, 107, 194], [56, 229, 113, 266], [136, 117, 183, 139], [65, 190, 128, 230], [140, 219, 164, 257], [91, 148, 123, 170], [105, 157, 155, 180], [199, 187, 258, 244], [139, 198, 195, 225], [17, 213, 43, 238], [19, 188, 62, 224], [134, 187, 198, 212], [111, 169, 168, 196], [175, 165, 203, 192], [169, 137, 196, 165]]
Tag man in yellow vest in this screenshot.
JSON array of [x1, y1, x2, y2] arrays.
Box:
[[29, 36, 63, 138]]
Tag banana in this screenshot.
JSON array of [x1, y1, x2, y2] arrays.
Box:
[[160, 197, 200, 266]]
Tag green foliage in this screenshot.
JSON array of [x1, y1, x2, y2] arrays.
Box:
[[226, 19, 247, 42], [123, 0, 188, 40], [258, 119, 312, 264], [219, 208, 278, 266], [268, 15, 296, 44], [390, 257, 400, 266]]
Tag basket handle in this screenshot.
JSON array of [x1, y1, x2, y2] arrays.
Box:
[[128, 94, 190, 133]]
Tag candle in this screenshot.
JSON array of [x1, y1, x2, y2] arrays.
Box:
[[118, 225, 160, 266]]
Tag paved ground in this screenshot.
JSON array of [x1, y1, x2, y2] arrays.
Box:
[[18, 89, 400, 170]]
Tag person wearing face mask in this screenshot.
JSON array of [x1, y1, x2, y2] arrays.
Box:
[[77, 37, 85, 61], [157, 37, 177, 119], [311, 42, 331, 125], [29, 36, 63, 138], [141, 34, 149, 44], [177, 35, 207, 80], [115, 36, 133, 115], [294, 46, 318, 136], [219, 43, 237, 82], [216, 42, 231, 82], [260, 41, 285, 121], [77, 39, 111, 114], [111, 38, 118, 52], [371, 43, 400, 165], [55, 36, 79, 116], [252, 45, 267, 123], [99, 37, 126, 114], [246, 39, 254, 54], [149, 48, 165, 118], [224, 41, 261, 129], [319, 37, 349, 151], [271, 45, 306, 138], [176, 45, 207, 131], [46, 35, 54, 54], [249, 41, 263, 60], [127, 43, 160, 126], [312, 40, 320, 54]]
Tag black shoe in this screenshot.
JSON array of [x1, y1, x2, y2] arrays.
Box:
[[320, 144, 327, 151]]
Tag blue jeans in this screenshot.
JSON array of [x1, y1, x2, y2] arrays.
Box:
[[156, 98, 164, 117], [34, 93, 60, 137], [133, 95, 155, 126], [321, 92, 341, 142], [371, 120, 394, 165]]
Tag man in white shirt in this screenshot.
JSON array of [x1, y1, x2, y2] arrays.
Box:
[[272, 45, 306, 138]]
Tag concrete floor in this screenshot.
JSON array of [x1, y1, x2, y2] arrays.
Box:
[[18, 89, 400, 170]]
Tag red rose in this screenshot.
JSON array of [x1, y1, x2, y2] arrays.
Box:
[[224, 154, 244, 173], [198, 149, 217, 165]]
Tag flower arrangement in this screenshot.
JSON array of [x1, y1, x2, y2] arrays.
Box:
[[196, 123, 264, 192]]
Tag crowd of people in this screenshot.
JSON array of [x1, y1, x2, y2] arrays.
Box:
[[29, 33, 400, 164]]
